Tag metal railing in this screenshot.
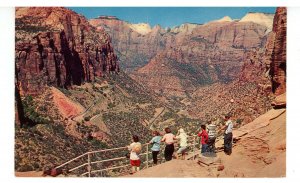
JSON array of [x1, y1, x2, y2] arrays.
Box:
[[55, 135, 200, 177]]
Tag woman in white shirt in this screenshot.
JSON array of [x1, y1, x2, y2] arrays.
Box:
[[161, 127, 176, 161], [175, 128, 188, 160], [128, 135, 142, 174]]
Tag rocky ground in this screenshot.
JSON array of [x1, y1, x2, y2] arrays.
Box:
[[128, 100, 286, 177], [15, 93, 286, 177]]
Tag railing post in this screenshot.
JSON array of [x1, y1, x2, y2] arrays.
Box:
[[146, 143, 149, 168], [87, 153, 91, 177], [192, 135, 196, 160]]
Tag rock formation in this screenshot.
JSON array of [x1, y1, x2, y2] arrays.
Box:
[[90, 13, 274, 98], [15, 7, 119, 96], [239, 12, 274, 32], [269, 7, 286, 95], [212, 16, 233, 23], [90, 16, 167, 71]]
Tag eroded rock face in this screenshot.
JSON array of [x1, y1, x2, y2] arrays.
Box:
[[15, 7, 119, 95], [90, 14, 273, 97], [90, 17, 167, 71], [269, 7, 286, 95]]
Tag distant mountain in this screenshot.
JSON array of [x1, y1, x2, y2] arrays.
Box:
[[90, 13, 274, 98], [240, 12, 274, 32], [170, 23, 199, 34], [211, 16, 233, 22], [128, 23, 152, 35], [183, 8, 286, 124]]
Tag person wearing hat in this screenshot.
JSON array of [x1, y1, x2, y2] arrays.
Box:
[[175, 128, 188, 160], [222, 114, 233, 155]]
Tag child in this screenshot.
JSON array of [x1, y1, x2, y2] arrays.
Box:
[[161, 127, 176, 161], [197, 125, 208, 154], [149, 131, 161, 165], [175, 128, 188, 160], [128, 135, 142, 174]]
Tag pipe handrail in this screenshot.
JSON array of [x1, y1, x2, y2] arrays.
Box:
[[56, 135, 200, 177], [91, 156, 127, 165], [55, 152, 89, 169], [69, 163, 88, 172], [87, 146, 129, 154], [81, 164, 131, 176]]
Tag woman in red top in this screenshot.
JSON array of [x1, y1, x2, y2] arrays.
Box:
[[197, 125, 208, 154]]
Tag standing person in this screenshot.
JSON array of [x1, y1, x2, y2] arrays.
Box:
[[149, 131, 161, 165], [128, 135, 142, 174], [197, 124, 209, 154], [161, 127, 176, 161], [207, 122, 217, 153], [175, 128, 188, 160], [222, 114, 233, 155]]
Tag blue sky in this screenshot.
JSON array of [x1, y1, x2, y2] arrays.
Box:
[[69, 7, 276, 28]]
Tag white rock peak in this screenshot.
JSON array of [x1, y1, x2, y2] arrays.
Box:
[[215, 16, 233, 22], [240, 12, 274, 32], [129, 23, 152, 35], [171, 23, 199, 34]]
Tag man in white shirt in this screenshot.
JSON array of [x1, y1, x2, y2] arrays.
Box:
[[222, 114, 233, 155]]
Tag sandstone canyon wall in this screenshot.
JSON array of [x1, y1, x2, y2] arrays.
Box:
[[90, 14, 274, 97], [15, 7, 119, 96], [270, 7, 286, 95]]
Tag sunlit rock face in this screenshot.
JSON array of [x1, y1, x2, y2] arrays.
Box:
[[269, 7, 286, 95], [90, 13, 274, 97], [15, 7, 119, 95]]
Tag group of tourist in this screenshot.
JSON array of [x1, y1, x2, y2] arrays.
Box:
[[127, 114, 233, 174]]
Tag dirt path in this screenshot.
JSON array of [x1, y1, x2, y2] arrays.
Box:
[[126, 160, 208, 177], [15, 171, 43, 177], [149, 107, 165, 130]]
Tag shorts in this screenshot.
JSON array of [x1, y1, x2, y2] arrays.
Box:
[[130, 159, 141, 167], [177, 146, 187, 154]]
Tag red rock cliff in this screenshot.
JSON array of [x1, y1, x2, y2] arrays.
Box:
[[90, 14, 274, 98], [269, 7, 286, 95], [15, 7, 119, 95]]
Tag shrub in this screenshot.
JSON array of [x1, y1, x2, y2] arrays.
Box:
[[18, 164, 33, 172], [84, 116, 91, 121], [90, 139, 108, 149], [107, 102, 115, 109], [161, 111, 179, 121], [22, 95, 50, 125], [236, 118, 243, 124]]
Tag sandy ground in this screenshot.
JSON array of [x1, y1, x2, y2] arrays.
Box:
[[125, 160, 208, 178], [15, 171, 44, 177]]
